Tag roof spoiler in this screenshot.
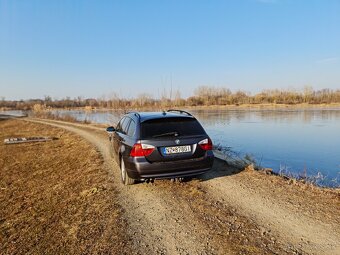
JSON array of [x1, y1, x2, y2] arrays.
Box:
[[167, 109, 193, 116]]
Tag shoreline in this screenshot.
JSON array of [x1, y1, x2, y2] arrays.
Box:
[[184, 102, 340, 110], [214, 149, 340, 191], [62, 102, 340, 111], [2, 102, 340, 113]]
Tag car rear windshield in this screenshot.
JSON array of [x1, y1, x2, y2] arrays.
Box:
[[141, 117, 205, 139]]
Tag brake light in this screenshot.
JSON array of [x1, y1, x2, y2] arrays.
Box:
[[130, 143, 155, 157], [198, 138, 213, 151]]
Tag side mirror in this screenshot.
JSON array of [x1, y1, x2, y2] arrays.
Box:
[[106, 126, 115, 141], [106, 126, 115, 132]]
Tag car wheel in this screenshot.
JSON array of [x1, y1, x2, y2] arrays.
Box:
[[120, 156, 135, 185]]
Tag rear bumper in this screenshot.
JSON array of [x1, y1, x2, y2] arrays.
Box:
[[124, 151, 214, 179]]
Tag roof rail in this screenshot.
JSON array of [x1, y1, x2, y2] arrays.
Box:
[[167, 109, 193, 116], [126, 111, 141, 119]]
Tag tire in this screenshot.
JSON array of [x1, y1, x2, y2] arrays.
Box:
[[120, 156, 135, 185], [183, 176, 193, 182]]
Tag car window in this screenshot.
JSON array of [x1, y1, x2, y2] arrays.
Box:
[[121, 117, 131, 134], [127, 119, 136, 137], [116, 117, 125, 133], [141, 117, 205, 139]]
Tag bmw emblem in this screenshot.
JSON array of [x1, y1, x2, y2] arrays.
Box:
[[175, 139, 180, 145]]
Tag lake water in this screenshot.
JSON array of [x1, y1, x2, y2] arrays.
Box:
[[2, 108, 340, 187]]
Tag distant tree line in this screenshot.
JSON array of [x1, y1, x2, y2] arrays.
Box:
[[1, 86, 340, 110], [188, 86, 340, 105]]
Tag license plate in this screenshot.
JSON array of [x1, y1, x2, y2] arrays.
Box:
[[163, 145, 191, 155]]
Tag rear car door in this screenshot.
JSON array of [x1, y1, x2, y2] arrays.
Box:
[[123, 118, 136, 154], [116, 117, 132, 158], [113, 117, 128, 155]]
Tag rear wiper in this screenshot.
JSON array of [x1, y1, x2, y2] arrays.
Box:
[[153, 132, 179, 138]]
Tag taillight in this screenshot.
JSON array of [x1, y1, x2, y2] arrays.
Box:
[[198, 138, 213, 151], [130, 143, 155, 157]]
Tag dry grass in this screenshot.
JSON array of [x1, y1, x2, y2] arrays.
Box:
[[0, 119, 127, 255]]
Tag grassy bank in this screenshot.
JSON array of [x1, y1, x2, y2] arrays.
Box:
[[214, 146, 340, 189], [24, 102, 340, 112], [0, 119, 126, 254]]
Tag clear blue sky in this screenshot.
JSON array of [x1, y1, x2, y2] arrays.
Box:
[[0, 0, 339, 100]]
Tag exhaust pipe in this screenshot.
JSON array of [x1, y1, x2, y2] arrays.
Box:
[[145, 178, 154, 184]]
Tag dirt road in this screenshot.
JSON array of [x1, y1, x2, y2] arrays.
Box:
[[22, 118, 340, 254]]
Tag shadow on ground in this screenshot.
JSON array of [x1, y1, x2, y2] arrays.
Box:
[[199, 158, 244, 182]]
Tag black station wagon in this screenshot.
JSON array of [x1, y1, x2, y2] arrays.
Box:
[[106, 110, 214, 185]]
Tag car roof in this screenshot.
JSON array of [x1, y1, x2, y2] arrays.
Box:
[[127, 111, 195, 123]]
